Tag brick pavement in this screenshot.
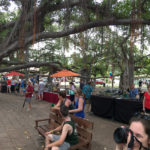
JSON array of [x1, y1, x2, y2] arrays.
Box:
[[0, 93, 121, 150]]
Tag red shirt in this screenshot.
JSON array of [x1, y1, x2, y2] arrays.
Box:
[[25, 85, 33, 98], [144, 92, 150, 109], [7, 80, 11, 86]]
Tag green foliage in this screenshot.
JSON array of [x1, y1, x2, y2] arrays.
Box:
[[0, 10, 19, 41], [141, 1, 150, 19], [0, 29, 10, 41], [0, 12, 8, 24], [112, 0, 150, 20], [112, 0, 132, 18]]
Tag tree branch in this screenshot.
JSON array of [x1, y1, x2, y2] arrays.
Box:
[[0, 21, 16, 33], [0, 61, 62, 73], [1, 17, 150, 60], [135, 54, 150, 63], [0, 60, 24, 65]]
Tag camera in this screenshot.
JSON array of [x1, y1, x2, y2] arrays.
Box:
[[113, 127, 130, 144], [113, 127, 134, 148]]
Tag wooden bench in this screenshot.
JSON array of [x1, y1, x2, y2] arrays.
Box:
[[35, 110, 94, 150]]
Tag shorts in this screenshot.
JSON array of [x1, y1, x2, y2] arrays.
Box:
[[85, 98, 91, 104], [25, 97, 32, 102], [39, 90, 44, 95], [49, 134, 70, 150], [7, 85, 11, 88], [20, 87, 25, 91]]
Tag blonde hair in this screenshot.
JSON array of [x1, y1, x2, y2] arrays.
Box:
[[76, 89, 83, 97]]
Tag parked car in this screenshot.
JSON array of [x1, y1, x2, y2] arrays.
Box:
[[96, 79, 105, 87]]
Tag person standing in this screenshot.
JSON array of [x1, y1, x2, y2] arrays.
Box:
[[36, 75, 39, 82], [82, 81, 93, 113], [7, 79, 11, 93], [139, 80, 143, 88], [29, 76, 35, 85], [143, 85, 150, 113], [69, 82, 76, 103], [129, 84, 139, 99], [79, 79, 85, 90], [34, 80, 39, 100], [14, 79, 19, 94], [20, 79, 25, 95], [11, 77, 15, 93], [39, 79, 45, 100], [25, 81, 33, 111]]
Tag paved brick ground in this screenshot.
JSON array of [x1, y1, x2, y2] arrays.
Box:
[[0, 93, 122, 150]]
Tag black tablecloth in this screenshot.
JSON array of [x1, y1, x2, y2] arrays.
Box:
[[91, 95, 142, 124], [114, 99, 142, 123], [91, 95, 115, 118]]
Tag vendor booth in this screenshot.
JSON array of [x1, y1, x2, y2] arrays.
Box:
[[91, 95, 142, 124]]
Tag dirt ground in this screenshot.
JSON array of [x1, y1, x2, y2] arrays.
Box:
[[0, 93, 123, 150]]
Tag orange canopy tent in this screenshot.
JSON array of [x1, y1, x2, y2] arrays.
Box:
[[50, 69, 80, 77], [50, 70, 80, 90], [5, 71, 24, 77]]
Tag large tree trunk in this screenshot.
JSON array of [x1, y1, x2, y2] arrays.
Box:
[[128, 59, 134, 85], [80, 67, 89, 84], [119, 58, 134, 92], [111, 63, 115, 88], [25, 49, 29, 82], [119, 60, 129, 91], [128, 38, 134, 85]]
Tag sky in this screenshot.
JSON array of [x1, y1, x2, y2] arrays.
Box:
[[0, 1, 17, 12], [9, 1, 18, 11]]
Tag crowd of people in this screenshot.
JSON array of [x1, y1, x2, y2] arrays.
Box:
[[0, 75, 48, 111], [1, 75, 94, 115]]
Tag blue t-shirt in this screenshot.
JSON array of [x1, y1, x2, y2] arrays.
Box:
[[129, 88, 138, 98], [30, 78, 35, 84], [21, 80, 25, 88], [74, 97, 85, 118], [82, 84, 93, 99]]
